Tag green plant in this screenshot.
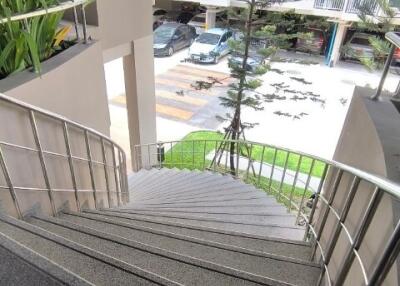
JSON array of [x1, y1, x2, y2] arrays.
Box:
[[0, 0, 68, 79]]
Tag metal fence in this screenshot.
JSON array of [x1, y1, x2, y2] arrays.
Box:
[[135, 139, 400, 285], [314, 0, 346, 11]]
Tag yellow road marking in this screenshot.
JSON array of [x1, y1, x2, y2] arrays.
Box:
[[174, 65, 232, 81], [156, 90, 207, 106], [156, 104, 193, 120], [110, 95, 194, 120], [155, 77, 211, 95]]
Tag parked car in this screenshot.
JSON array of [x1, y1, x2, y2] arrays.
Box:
[[189, 28, 233, 64], [153, 23, 197, 57], [342, 33, 375, 61], [188, 12, 227, 35], [229, 37, 269, 72], [296, 28, 327, 55]]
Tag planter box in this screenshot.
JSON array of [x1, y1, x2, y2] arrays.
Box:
[[0, 41, 110, 136]]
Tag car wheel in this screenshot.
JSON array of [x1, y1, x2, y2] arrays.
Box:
[[168, 47, 174, 57]]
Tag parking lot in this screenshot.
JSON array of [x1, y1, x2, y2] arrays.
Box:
[[106, 44, 399, 161]]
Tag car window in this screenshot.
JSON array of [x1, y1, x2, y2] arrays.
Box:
[[196, 33, 221, 45], [154, 25, 175, 41], [180, 26, 189, 34], [191, 16, 206, 23], [154, 10, 167, 16], [175, 28, 184, 37], [351, 36, 371, 46]]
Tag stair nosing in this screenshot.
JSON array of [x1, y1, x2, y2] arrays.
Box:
[[0, 232, 94, 286], [63, 211, 319, 267], [33, 215, 306, 286], [0, 214, 182, 286], [84, 209, 309, 246]]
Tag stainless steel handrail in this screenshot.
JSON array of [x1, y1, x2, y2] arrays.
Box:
[[134, 139, 400, 285], [0, 93, 129, 218]]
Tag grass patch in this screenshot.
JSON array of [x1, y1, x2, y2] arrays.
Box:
[[162, 130, 326, 177]]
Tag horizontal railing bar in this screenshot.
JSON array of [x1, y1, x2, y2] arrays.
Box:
[[0, 94, 125, 154], [0, 142, 118, 169], [136, 140, 400, 199], [0, 0, 88, 24]]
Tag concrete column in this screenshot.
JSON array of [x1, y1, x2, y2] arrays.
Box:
[[328, 21, 349, 67], [205, 7, 217, 30], [123, 35, 157, 171]]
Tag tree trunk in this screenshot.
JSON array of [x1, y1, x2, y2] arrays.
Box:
[[228, 0, 255, 174]]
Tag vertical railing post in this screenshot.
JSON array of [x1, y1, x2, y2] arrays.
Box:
[[62, 122, 80, 212], [147, 145, 151, 169], [80, 4, 88, 44], [158, 143, 163, 169], [305, 163, 328, 240], [111, 145, 122, 207], [29, 111, 57, 216], [170, 142, 173, 169], [335, 187, 383, 285], [268, 149, 278, 193], [246, 144, 253, 180], [310, 169, 344, 260], [122, 152, 129, 203], [192, 140, 195, 170], [372, 44, 396, 101], [202, 140, 207, 171], [0, 146, 22, 219], [101, 138, 112, 208], [84, 130, 97, 209], [369, 219, 400, 285], [72, 6, 80, 41], [257, 146, 266, 185], [235, 141, 240, 178], [316, 176, 361, 285], [214, 141, 218, 173], [296, 159, 315, 225], [278, 152, 290, 202], [117, 150, 124, 204], [289, 155, 303, 212]]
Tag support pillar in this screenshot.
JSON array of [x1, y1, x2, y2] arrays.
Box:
[[205, 7, 217, 31], [123, 35, 157, 171], [327, 21, 349, 67]]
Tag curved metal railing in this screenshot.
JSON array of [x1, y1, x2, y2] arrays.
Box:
[[134, 139, 400, 286], [0, 93, 128, 219]]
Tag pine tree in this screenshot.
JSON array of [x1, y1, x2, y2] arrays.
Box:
[[210, 1, 309, 174]]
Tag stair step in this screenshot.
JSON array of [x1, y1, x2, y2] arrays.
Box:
[[28, 216, 290, 286], [99, 209, 305, 240], [71, 210, 313, 260], [0, 215, 169, 286], [30, 215, 320, 286], [0, 232, 92, 286]]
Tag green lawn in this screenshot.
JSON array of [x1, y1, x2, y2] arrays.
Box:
[[163, 131, 326, 178]]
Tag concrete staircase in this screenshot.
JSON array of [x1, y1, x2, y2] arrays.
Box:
[[0, 168, 321, 286]]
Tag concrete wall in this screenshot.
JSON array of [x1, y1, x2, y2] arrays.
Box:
[[0, 42, 110, 136], [313, 87, 400, 285], [96, 0, 153, 57]]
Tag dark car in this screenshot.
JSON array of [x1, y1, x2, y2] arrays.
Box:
[[296, 28, 327, 55], [153, 23, 197, 57]]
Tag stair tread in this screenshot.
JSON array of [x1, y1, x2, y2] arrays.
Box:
[[30, 215, 320, 286]]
